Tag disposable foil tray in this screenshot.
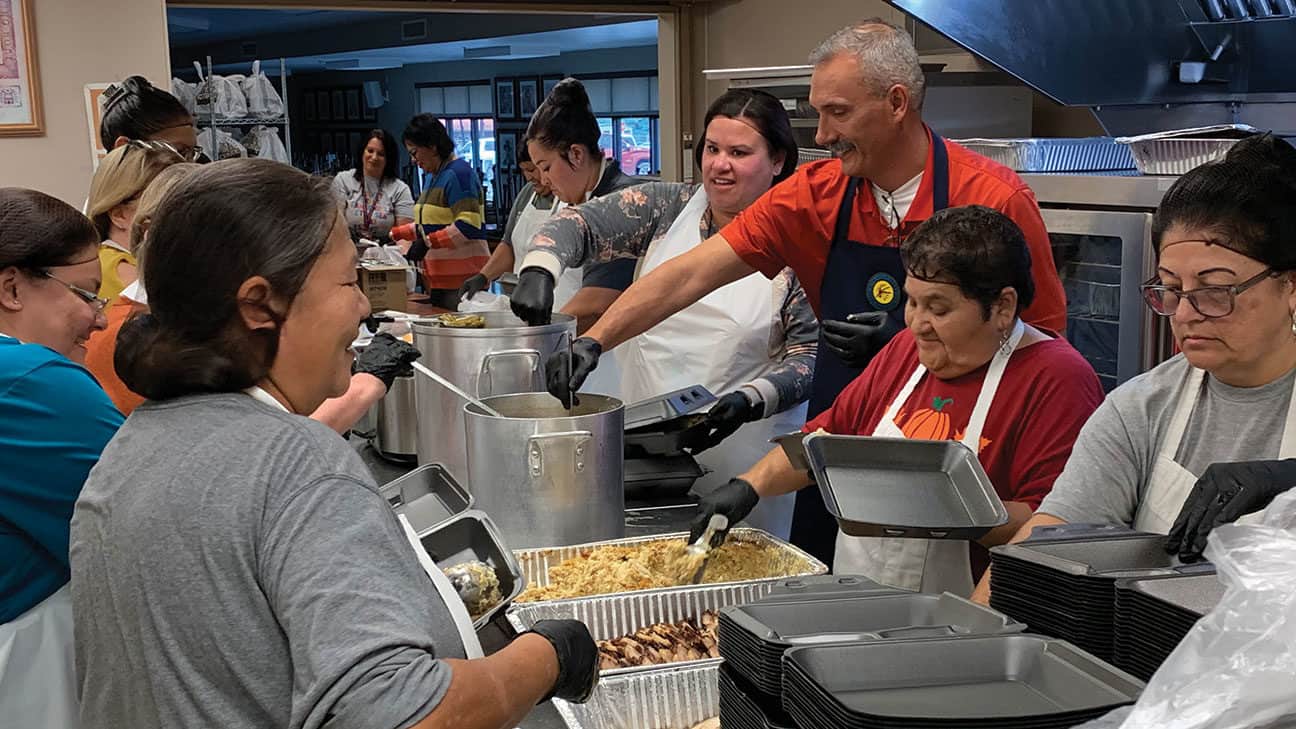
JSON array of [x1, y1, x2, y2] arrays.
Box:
[[954, 136, 1136, 172], [1116, 124, 1258, 175], [507, 582, 773, 676], [512, 528, 828, 603], [802, 433, 1009, 539], [379, 464, 472, 536], [554, 662, 718, 729]]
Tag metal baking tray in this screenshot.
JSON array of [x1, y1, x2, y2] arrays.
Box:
[[782, 634, 1143, 721], [380, 464, 472, 536], [512, 528, 828, 602], [418, 510, 525, 628], [623, 385, 716, 431], [554, 662, 718, 729], [1116, 124, 1258, 175], [802, 433, 1009, 539], [507, 582, 772, 676], [953, 137, 1136, 172], [725, 592, 1025, 648], [769, 431, 809, 471], [992, 534, 1203, 578]]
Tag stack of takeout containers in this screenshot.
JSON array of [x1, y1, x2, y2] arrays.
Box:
[[988, 531, 1212, 661], [715, 578, 1029, 728], [780, 634, 1144, 729], [1112, 572, 1224, 680]]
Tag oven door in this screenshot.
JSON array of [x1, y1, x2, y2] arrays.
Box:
[[1042, 208, 1170, 391]]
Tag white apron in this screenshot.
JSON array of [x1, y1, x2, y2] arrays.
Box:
[[511, 189, 582, 311], [0, 586, 79, 729], [834, 320, 1026, 595], [1133, 367, 1296, 533], [620, 189, 806, 538]]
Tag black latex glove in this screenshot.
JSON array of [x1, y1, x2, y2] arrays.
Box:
[[361, 313, 395, 333], [1166, 459, 1296, 562], [545, 337, 602, 409], [353, 332, 422, 391], [681, 391, 762, 455], [457, 273, 490, 304], [511, 267, 556, 325], [821, 312, 904, 369], [526, 619, 599, 703], [689, 478, 760, 546]]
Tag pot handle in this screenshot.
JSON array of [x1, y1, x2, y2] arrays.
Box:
[[527, 430, 593, 479], [478, 348, 542, 397]]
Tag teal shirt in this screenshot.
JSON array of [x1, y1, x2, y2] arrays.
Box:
[[0, 335, 122, 622]]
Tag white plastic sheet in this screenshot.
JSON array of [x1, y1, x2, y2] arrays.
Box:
[[359, 243, 417, 292], [457, 291, 511, 313], [1090, 489, 1296, 729]]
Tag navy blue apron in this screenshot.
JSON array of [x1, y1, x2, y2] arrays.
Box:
[[789, 133, 952, 565]]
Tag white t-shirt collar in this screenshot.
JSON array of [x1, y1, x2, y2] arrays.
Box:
[[101, 238, 131, 255], [243, 386, 290, 413], [121, 281, 147, 305], [871, 171, 924, 230]]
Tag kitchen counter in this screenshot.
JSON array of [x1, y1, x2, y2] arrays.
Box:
[[351, 438, 701, 729]]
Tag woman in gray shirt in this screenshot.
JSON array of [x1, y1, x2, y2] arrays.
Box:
[[70, 159, 596, 729], [972, 135, 1296, 602]]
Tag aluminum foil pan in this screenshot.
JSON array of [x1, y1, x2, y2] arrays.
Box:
[[1116, 124, 1257, 175], [554, 662, 719, 729], [953, 137, 1136, 172], [512, 528, 828, 602], [508, 582, 774, 676]]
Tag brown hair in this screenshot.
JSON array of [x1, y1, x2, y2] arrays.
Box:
[[0, 188, 99, 271], [87, 140, 184, 240], [115, 159, 340, 400]]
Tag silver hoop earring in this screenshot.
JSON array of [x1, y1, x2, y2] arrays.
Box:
[[1290, 311, 1296, 337]]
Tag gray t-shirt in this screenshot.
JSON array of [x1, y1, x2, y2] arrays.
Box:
[[333, 172, 416, 238], [1039, 354, 1296, 526], [70, 393, 464, 729]]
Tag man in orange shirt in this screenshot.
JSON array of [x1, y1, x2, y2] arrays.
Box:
[[512, 19, 1067, 563]]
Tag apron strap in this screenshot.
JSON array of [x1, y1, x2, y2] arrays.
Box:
[[832, 178, 862, 245], [962, 319, 1026, 452], [880, 362, 929, 429], [930, 131, 950, 213], [1158, 367, 1206, 461]]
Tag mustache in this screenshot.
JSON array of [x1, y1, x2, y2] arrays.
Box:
[[828, 141, 855, 157]]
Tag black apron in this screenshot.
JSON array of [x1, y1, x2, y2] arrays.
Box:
[[789, 133, 952, 565]]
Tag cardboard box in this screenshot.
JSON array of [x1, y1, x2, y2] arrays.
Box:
[[358, 264, 409, 313]]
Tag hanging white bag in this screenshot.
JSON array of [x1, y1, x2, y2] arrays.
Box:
[[240, 61, 285, 119]]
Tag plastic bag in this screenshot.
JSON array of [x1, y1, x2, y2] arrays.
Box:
[[457, 291, 511, 313], [240, 61, 284, 119], [170, 77, 198, 115], [359, 243, 417, 291], [197, 128, 247, 161], [192, 62, 248, 121], [1110, 488, 1296, 729], [241, 126, 289, 163]]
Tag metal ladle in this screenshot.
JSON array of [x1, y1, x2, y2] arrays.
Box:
[[411, 361, 505, 418]]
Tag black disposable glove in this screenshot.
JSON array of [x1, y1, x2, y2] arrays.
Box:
[[511, 267, 556, 325], [689, 478, 760, 546], [1166, 459, 1296, 562], [526, 619, 599, 703], [681, 391, 762, 455], [545, 337, 602, 409], [821, 312, 904, 369], [353, 332, 422, 391], [457, 273, 490, 304]]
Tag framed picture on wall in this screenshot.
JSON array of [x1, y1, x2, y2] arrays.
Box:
[[498, 131, 517, 172], [345, 88, 361, 121], [317, 90, 331, 121], [0, 0, 44, 136], [517, 78, 539, 119], [495, 79, 515, 120], [303, 91, 316, 121], [541, 75, 562, 101], [331, 90, 346, 120]]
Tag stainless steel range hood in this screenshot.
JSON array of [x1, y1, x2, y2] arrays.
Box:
[[885, 0, 1296, 135]]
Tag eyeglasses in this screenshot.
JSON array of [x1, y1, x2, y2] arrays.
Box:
[[1141, 268, 1279, 318], [37, 270, 110, 314]]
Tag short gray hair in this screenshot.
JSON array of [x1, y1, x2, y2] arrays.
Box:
[[809, 19, 926, 111]]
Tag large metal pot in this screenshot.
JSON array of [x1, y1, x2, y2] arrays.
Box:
[[372, 372, 418, 462], [412, 312, 576, 484], [464, 393, 624, 549]]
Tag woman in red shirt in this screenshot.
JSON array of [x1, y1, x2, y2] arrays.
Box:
[[691, 205, 1103, 595]]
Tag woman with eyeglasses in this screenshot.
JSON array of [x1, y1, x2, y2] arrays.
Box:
[[0, 188, 123, 727], [86, 141, 185, 301], [99, 76, 200, 162], [971, 135, 1296, 603]]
